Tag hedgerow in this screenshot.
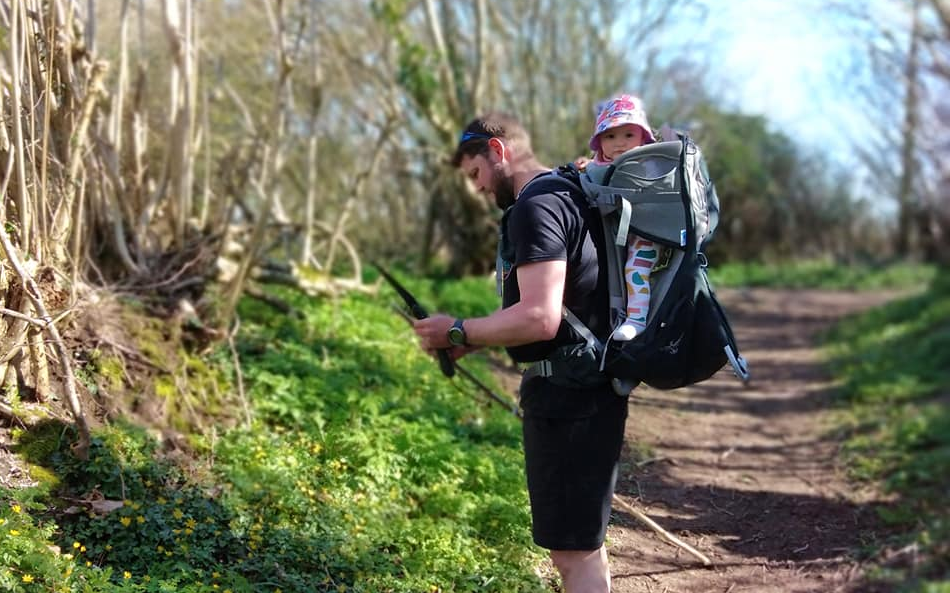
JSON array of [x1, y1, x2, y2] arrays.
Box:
[[2, 277, 546, 592]]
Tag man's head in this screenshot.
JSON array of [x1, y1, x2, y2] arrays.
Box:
[[452, 112, 534, 209]]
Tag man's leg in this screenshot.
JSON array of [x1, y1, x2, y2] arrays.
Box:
[[550, 546, 610, 593]]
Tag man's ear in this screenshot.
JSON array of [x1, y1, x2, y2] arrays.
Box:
[[487, 137, 506, 161]]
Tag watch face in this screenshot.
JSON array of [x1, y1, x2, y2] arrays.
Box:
[[448, 320, 466, 346]]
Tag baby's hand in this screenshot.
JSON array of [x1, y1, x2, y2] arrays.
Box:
[[573, 155, 591, 171]]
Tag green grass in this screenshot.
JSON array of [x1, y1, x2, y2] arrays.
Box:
[[709, 258, 936, 290], [0, 281, 544, 593], [824, 269, 950, 591]]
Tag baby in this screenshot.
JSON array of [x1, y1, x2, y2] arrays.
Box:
[[584, 95, 660, 341]]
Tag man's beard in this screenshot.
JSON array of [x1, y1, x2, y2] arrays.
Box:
[[493, 169, 516, 210]]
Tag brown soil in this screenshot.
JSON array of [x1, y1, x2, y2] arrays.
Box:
[[605, 288, 900, 593]]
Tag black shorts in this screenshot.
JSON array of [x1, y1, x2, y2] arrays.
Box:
[[521, 387, 629, 550]]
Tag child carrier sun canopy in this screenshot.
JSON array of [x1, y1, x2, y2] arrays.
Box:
[[581, 139, 717, 251]]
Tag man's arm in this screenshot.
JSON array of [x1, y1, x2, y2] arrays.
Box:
[[413, 259, 565, 350]]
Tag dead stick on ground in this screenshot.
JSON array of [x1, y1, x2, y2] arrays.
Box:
[[392, 307, 713, 567], [610, 495, 712, 566]]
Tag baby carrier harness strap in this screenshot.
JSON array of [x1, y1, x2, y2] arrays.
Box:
[[522, 306, 606, 387]]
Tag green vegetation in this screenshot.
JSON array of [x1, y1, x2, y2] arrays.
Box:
[[710, 259, 936, 290], [0, 282, 544, 593], [824, 270, 950, 591]]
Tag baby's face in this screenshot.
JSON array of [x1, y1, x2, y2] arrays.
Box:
[[599, 124, 645, 161]]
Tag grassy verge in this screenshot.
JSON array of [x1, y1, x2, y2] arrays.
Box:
[[709, 258, 936, 290], [0, 275, 544, 593], [823, 270, 950, 591]]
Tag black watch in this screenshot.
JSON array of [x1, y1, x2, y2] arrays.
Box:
[[446, 318, 468, 347]]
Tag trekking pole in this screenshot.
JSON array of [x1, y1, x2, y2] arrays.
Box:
[[390, 306, 521, 418], [373, 263, 456, 379], [374, 263, 713, 567]]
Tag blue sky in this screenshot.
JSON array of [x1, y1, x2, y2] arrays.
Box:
[[688, 1, 909, 160]]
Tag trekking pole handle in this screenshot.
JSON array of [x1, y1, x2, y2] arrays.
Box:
[[373, 263, 456, 378]]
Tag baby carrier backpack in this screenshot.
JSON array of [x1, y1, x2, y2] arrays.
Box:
[[526, 129, 750, 392]]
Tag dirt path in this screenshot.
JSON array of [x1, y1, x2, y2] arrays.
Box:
[[607, 287, 897, 593]]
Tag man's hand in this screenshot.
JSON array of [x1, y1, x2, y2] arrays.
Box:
[[413, 314, 455, 352], [413, 314, 480, 361]]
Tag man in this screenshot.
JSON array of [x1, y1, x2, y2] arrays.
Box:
[[412, 112, 628, 593]]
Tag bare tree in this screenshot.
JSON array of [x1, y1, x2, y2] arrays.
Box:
[[828, 0, 950, 262], [360, 0, 703, 273]]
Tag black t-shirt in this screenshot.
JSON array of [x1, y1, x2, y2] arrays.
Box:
[[499, 173, 612, 417]]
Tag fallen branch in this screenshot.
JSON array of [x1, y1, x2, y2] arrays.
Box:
[[251, 266, 375, 297], [0, 400, 18, 421], [610, 495, 713, 566], [243, 285, 299, 317]]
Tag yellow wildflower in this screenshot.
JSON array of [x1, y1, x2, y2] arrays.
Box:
[[123, 500, 132, 507], [80, 545, 86, 553], [73, 541, 81, 549], [124, 571, 131, 579], [9, 529, 20, 536], [22, 574, 34, 583], [137, 515, 145, 524], [11, 504, 21, 513], [105, 544, 112, 551], [120, 516, 132, 527], [172, 509, 184, 519]]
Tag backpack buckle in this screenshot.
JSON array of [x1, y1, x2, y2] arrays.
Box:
[[537, 360, 553, 377]]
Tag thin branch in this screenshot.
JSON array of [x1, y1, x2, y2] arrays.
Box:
[[0, 307, 53, 328], [227, 316, 251, 429], [610, 494, 713, 566]]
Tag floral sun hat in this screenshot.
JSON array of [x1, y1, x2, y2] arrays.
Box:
[[588, 94, 656, 153]]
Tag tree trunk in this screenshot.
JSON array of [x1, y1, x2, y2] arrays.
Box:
[[896, 0, 922, 254]]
